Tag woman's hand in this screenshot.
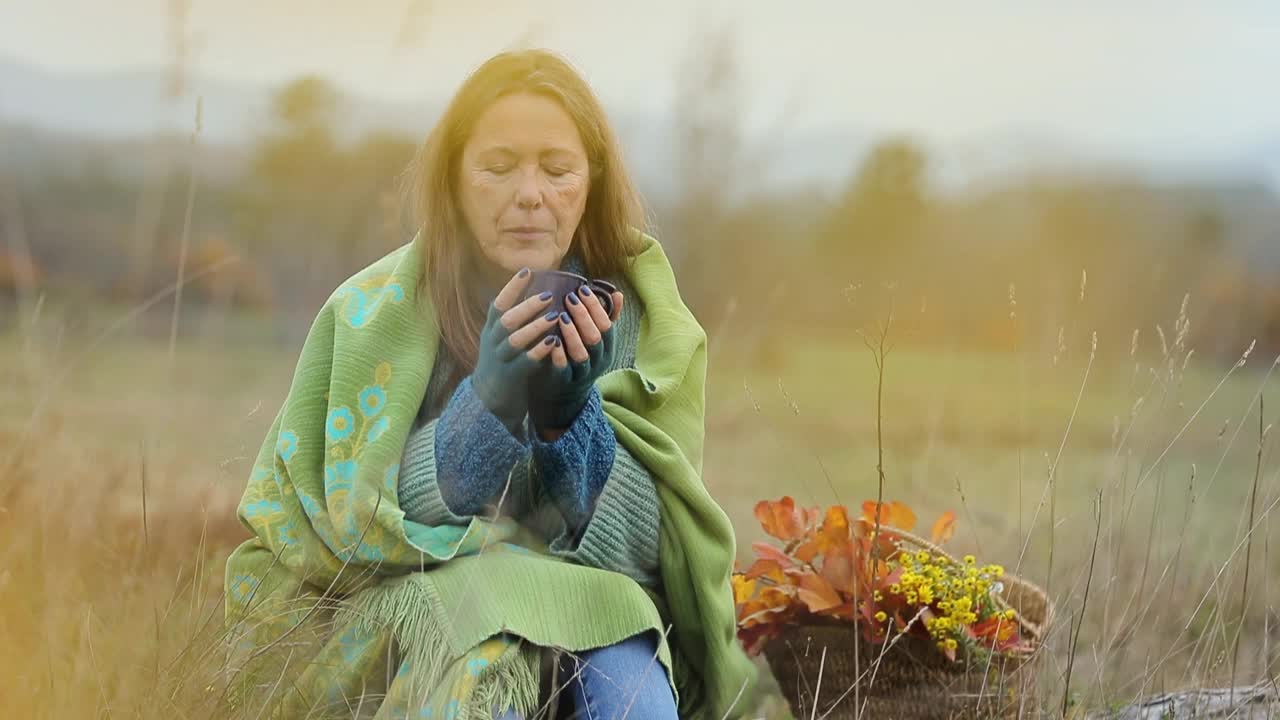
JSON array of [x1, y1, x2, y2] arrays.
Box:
[[471, 268, 565, 430], [529, 284, 625, 434]]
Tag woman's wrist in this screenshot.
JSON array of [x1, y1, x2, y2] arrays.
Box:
[[531, 385, 592, 431], [532, 383, 598, 440], [537, 425, 569, 442]]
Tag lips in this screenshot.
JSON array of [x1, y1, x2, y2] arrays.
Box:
[[504, 227, 552, 242]]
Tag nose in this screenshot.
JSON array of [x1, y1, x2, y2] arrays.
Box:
[[514, 167, 543, 209]]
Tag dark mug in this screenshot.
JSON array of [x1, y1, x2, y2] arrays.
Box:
[[522, 270, 617, 337]]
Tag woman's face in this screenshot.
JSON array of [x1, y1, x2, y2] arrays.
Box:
[[457, 91, 590, 283]]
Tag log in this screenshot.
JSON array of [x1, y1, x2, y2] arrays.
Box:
[[1092, 683, 1279, 719]]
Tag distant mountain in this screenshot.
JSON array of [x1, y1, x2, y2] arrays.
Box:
[[0, 53, 441, 144], [1, 55, 257, 142], [2, 54, 1276, 250], [0, 55, 863, 199]]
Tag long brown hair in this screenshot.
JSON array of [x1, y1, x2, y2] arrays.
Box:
[[404, 49, 645, 377]]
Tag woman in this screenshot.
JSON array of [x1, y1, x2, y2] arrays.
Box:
[[223, 49, 756, 719]]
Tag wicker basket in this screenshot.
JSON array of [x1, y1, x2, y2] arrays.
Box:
[[761, 527, 1053, 720]]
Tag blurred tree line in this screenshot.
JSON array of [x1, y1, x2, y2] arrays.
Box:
[[3, 62, 1279, 363], [659, 28, 1280, 367]]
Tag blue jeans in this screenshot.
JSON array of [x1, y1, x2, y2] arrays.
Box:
[[497, 632, 678, 719]]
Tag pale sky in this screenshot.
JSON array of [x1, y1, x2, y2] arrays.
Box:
[[3, 1, 1280, 178]]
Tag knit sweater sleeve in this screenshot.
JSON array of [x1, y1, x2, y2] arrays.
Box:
[[547, 441, 662, 588], [533, 390, 662, 588], [398, 376, 532, 526]]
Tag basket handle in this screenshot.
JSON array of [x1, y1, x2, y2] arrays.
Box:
[[851, 517, 956, 561]]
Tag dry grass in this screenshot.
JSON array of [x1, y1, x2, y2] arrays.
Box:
[[2, 289, 1279, 718], [0, 324, 276, 718]]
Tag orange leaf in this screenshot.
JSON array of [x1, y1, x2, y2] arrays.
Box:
[[744, 559, 788, 583], [751, 542, 796, 568], [793, 539, 821, 564], [931, 511, 957, 545], [739, 602, 787, 628], [755, 497, 807, 541], [816, 505, 853, 554], [820, 546, 854, 596], [740, 585, 795, 625], [972, 616, 1019, 643], [870, 564, 902, 592], [861, 500, 918, 532], [796, 571, 842, 613], [804, 506, 823, 529], [732, 575, 758, 606]]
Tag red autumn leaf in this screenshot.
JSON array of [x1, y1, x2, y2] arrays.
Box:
[[971, 615, 1023, 650], [870, 564, 903, 593], [755, 497, 806, 541], [751, 542, 796, 568], [821, 545, 855, 595], [857, 600, 878, 624], [738, 622, 784, 656], [824, 601, 857, 620], [1002, 634, 1035, 654], [971, 616, 1002, 638], [861, 500, 918, 532], [931, 511, 957, 545], [796, 571, 842, 613]]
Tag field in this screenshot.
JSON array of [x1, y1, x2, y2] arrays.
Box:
[[2, 300, 1278, 718]]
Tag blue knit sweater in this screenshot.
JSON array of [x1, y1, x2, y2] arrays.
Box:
[[397, 256, 661, 587], [432, 376, 614, 532]]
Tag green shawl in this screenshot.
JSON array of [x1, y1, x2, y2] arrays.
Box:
[[223, 230, 757, 718]]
